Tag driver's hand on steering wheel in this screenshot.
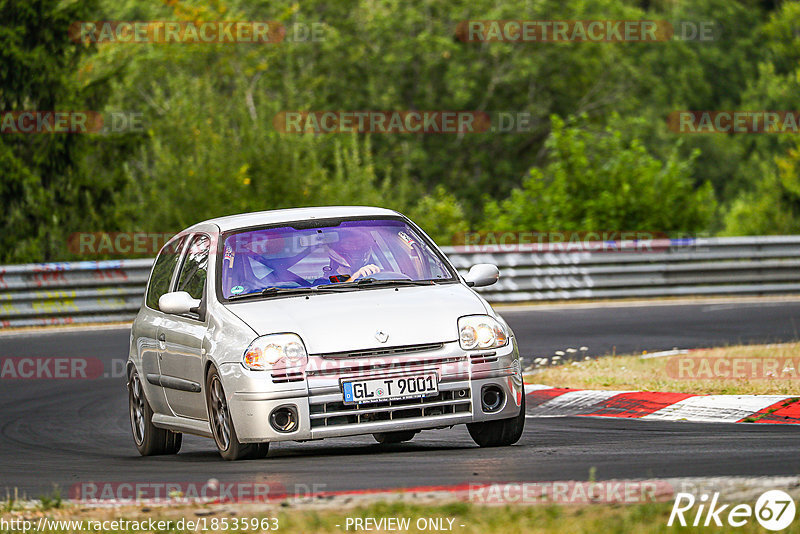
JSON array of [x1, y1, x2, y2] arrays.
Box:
[[347, 264, 380, 282]]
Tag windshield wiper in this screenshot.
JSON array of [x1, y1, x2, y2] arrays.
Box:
[[316, 278, 435, 291], [228, 287, 315, 300]]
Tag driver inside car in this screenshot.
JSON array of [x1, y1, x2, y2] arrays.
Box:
[[324, 228, 381, 282]]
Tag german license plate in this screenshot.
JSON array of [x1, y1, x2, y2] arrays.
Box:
[[342, 374, 438, 405]]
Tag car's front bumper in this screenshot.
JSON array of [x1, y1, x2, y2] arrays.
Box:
[[220, 339, 524, 443]]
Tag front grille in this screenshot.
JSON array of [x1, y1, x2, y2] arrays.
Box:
[[316, 342, 444, 360], [306, 355, 466, 378], [309, 388, 471, 429]]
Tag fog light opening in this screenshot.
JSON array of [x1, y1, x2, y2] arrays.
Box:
[[269, 406, 299, 433], [481, 385, 505, 413]]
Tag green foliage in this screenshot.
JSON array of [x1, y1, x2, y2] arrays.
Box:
[[408, 186, 469, 244], [0, 0, 128, 262], [722, 149, 800, 235], [482, 116, 715, 233], [718, 0, 800, 235], [37, 485, 62, 511]]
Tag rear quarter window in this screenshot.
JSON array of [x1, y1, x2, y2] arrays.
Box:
[[145, 236, 186, 310], [176, 234, 210, 300]]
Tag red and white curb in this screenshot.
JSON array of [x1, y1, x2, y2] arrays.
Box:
[[524, 384, 800, 424]]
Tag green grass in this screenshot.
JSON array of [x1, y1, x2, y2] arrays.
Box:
[[526, 342, 800, 395]]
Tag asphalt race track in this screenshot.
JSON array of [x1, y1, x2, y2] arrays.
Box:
[[503, 299, 800, 359], [2, 300, 800, 498]]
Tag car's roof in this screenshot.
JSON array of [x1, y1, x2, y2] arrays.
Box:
[[193, 206, 402, 232]]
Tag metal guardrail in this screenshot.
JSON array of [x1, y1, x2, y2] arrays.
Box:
[[446, 235, 800, 302], [0, 259, 153, 328], [1, 236, 799, 328]]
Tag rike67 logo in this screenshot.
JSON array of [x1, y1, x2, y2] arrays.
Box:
[[668, 490, 796, 531]]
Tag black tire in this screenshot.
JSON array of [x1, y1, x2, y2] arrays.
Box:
[[467, 390, 526, 447], [128, 368, 182, 456], [206, 367, 270, 461], [373, 430, 417, 444]]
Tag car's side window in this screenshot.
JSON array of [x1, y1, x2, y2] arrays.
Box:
[[177, 234, 211, 301], [145, 236, 187, 311]]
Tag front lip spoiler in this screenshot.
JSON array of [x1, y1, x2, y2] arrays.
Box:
[[309, 413, 475, 440]]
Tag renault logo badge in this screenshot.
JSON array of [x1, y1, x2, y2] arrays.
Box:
[[375, 330, 389, 343]]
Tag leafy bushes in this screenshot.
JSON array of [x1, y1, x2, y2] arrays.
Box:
[[483, 116, 716, 234]]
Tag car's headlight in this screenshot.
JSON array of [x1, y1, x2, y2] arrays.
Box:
[[243, 333, 308, 371], [458, 315, 509, 350]]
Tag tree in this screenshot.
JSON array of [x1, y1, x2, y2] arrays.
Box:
[[720, 1, 800, 235], [0, 0, 126, 262], [482, 115, 715, 233]]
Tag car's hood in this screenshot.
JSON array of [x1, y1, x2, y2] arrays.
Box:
[[225, 283, 487, 354]]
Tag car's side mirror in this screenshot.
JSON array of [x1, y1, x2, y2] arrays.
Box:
[[463, 264, 500, 288], [159, 291, 201, 315]]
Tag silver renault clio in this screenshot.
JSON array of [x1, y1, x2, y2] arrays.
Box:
[[127, 206, 525, 460]]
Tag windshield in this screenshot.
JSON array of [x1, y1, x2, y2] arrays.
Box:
[[219, 218, 455, 299]]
